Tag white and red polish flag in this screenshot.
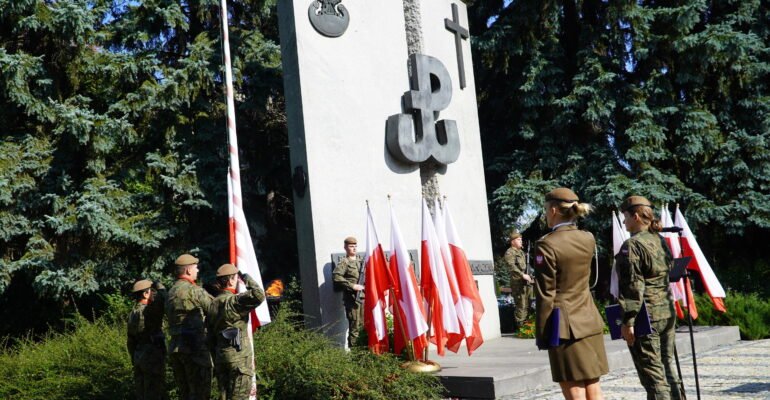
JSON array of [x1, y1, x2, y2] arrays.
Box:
[[610, 211, 629, 299], [433, 199, 468, 354], [389, 203, 429, 358], [674, 206, 727, 313], [363, 203, 392, 354], [443, 200, 485, 355], [660, 205, 691, 319], [228, 170, 271, 328], [420, 199, 461, 356]]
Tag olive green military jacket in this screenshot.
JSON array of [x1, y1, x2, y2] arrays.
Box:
[[615, 230, 675, 326], [208, 274, 265, 371], [127, 283, 167, 366], [332, 256, 362, 307], [166, 278, 213, 354], [534, 224, 604, 342], [504, 247, 528, 287]]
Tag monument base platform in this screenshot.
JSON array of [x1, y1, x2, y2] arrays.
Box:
[[432, 325, 740, 399]]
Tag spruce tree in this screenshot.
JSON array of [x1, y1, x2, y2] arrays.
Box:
[[0, 0, 291, 335], [470, 0, 770, 295]]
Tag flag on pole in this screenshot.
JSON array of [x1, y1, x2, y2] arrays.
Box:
[[443, 200, 485, 355], [389, 202, 429, 358], [674, 206, 727, 312], [433, 199, 468, 354], [610, 211, 629, 299], [363, 204, 391, 354], [420, 199, 461, 356], [220, 0, 266, 397], [660, 205, 691, 319]]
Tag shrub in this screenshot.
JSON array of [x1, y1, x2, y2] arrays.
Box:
[[0, 316, 133, 400], [691, 291, 770, 340], [254, 310, 444, 399], [0, 293, 444, 399]]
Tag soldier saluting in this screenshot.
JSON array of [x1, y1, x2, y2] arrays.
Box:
[[127, 279, 167, 400], [166, 254, 214, 400], [332, 236, 364, 348], [208, 263, 266, 400]]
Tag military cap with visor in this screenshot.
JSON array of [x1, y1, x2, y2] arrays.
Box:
[[175, 253, 199, 266], [216, 263, 239, 277], [344, 236, 357, 245], [545, 187, 580, 203], [509, 230, 522, 240], [132, 279, 153, 293], [620, 195, 653, 213]]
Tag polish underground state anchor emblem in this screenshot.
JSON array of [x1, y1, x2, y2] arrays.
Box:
[[308, 0, 349, 38], [386, 54, 461, 165]]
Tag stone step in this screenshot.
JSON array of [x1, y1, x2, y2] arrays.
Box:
[[432, 325, 741, 399]]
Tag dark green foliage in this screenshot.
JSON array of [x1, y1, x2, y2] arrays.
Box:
[[0, 0, 293, 335], [0, 316, 133, 400], [0, 296, 444, 400], [255, 310, 443, 400], [692, 292, 770, 340], [470, 1, 770, 298]]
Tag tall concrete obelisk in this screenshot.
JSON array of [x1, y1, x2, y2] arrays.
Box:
[[278, 0, 500, 347]]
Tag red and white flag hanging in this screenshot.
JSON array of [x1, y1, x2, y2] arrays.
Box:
[[674, 206, 727, 313], [420, 199, 462, 356], [443, 200, 484, 355], [227, 170, 271, 328], [363, 204, 391, 354], [609, 211, 629, 299], [433, 199, 468, 354], [389, 202, 429, 358], [660, 205, 693, 319]]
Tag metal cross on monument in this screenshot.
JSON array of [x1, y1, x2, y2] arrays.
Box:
[[444, 3, 469, 89]]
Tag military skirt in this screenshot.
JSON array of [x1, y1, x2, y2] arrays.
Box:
[[547, 332, 609, 382]]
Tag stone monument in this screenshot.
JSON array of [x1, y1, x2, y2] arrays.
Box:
[[278, 0, 500, 347]]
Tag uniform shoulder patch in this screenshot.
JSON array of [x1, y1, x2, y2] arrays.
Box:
[[535, 254, 544, 266]]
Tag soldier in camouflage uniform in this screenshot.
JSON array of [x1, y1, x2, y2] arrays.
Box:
[[127, 279, 167, 400], [208, 264, 266, 400], [503, 230, 533, 329], [616, 196, 683, 400], [332, 236, 364, 348], [166, 254, 213, 400]]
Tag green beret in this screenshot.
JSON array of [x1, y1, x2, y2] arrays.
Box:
[[175, 254, 199, 267], [620, 195, 652, 213], [545, 187, 579, 203], [216, 263, 239, 277], [344, 236, 357, 245], [132, 279, 152, 293]]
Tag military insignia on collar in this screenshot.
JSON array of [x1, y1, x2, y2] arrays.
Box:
[[535, 255, 544, 265]]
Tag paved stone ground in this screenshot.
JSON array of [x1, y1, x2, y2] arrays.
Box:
[[510, 339, 770, 400]]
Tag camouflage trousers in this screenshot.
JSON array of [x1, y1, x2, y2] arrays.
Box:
[[511, 283, 533, 328], [169, 351, 212, 400], [132, 351, 165, 400], [216, 363, 255, 400], [628, 315, 684, 400], [345, 304, 363, 348]]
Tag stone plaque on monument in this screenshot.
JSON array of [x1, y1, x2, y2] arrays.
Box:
[[278, 0, 500, 347]]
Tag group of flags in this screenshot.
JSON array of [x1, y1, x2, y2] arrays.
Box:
[[610, 205, 727, 319], [363, 199, 485, 359]]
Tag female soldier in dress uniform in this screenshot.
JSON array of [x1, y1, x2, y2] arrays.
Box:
[[616, 196, 683, 400], [535, 188, 608, 400], [208, 264, 266, 400]]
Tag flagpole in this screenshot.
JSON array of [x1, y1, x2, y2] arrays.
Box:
[[219, 1, 258, 398], [676, 204, 701, 400]]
